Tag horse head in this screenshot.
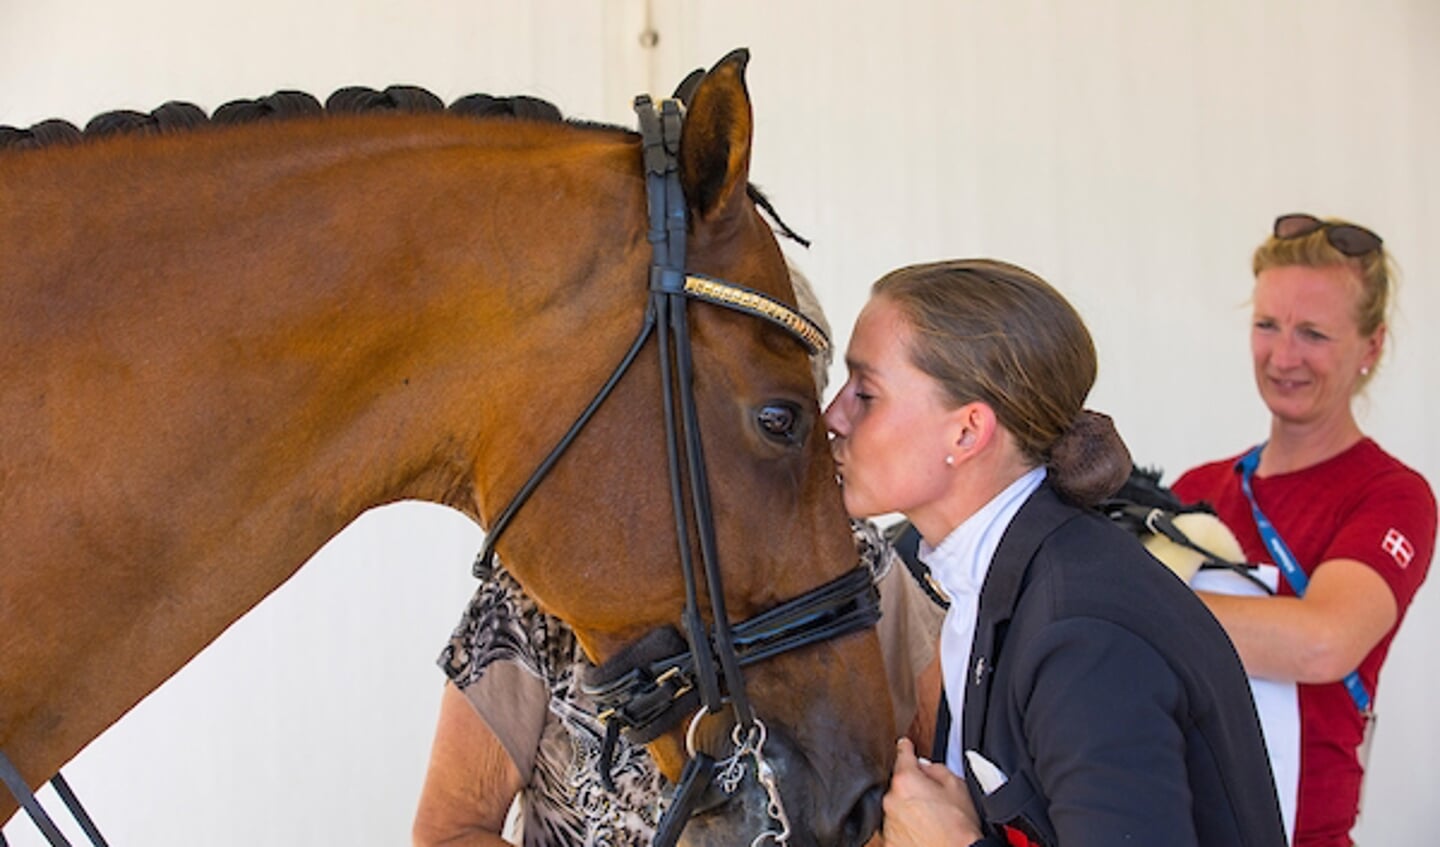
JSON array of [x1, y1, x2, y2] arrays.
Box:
[[470, 50, 893, 846], [0, 49, 891, 846]]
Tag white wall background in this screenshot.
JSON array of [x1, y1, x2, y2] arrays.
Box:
[[2, 1, 1435, 843]]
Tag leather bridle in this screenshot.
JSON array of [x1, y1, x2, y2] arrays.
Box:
[[473, 95, 880, 846]]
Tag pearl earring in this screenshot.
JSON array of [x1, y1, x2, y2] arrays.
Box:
[[1361, 366, 1370, 376], [945, 455, 955, 467]]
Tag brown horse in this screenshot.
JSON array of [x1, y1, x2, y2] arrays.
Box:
[[0, 51, 892, 845]]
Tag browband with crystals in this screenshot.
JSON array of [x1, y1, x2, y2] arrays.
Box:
[[684, 274, 830, 357]]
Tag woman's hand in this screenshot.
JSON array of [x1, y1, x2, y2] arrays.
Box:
[[882, 738, 984, 847]]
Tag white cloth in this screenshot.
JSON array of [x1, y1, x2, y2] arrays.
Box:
[[920, 466, 1046, 771], [1191, 564, 1298, 844]]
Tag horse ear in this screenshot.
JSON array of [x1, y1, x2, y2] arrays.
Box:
[[671, 68, 705, 106], [679, 48, 753, 224]]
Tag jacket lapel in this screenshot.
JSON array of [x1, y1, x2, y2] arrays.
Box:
[[961, 484, 1082, 751]]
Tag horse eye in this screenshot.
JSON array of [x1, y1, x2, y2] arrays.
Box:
[[757, 403, 801, 443]]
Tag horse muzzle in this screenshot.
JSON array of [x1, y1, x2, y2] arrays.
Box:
[[676, 720, 886, 847]]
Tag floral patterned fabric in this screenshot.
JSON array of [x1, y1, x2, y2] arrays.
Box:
[[439, 563, 665, 846]]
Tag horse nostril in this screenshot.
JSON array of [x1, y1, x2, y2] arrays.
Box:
[[841, 784, 885, 847]]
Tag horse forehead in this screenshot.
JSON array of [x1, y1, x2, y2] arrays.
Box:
[[690, 205, 790, 281]]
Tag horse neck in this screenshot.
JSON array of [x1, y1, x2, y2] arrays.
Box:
[[255, 121, 653, 540], [0, 118, 649, 778], [42, 118, 640, 493]]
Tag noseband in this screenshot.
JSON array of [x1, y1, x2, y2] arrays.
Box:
[[474, 95, 880, 846]]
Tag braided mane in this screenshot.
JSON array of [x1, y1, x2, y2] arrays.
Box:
[[0, 84, 568, 151]]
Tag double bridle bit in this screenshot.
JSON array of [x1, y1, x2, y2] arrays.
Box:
[[700, 711, 791, 847], [474, 94, 879, 847]]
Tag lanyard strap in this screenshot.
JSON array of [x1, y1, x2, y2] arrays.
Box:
[[1236, 444, 1372, 713]]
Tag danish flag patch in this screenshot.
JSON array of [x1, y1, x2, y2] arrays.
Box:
[[1382, 528, 1415, 568]]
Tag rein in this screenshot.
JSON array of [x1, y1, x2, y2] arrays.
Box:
[[0, 749, 108, 846], [473, 95, 878, 847]]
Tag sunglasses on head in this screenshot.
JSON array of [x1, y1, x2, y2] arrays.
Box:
[[1273, 213, 1383, 257]]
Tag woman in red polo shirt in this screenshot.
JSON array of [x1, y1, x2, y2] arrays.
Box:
[[1173, 213, 1436, 847]]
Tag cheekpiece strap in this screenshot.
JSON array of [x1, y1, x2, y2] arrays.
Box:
[[638, 94, 687, 295]]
